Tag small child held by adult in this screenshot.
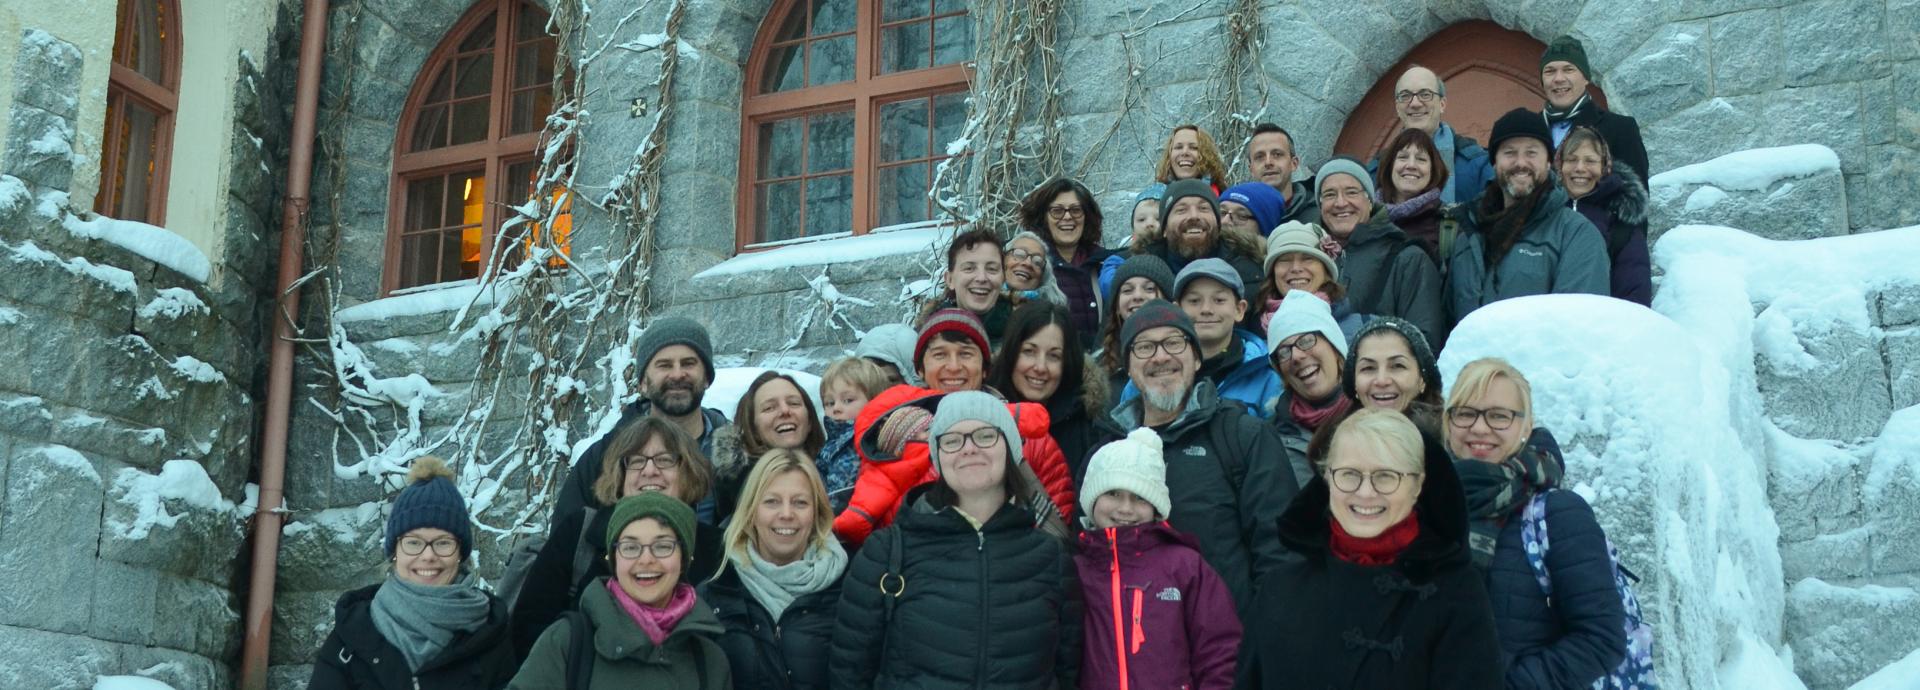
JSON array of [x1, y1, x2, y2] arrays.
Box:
[[1075, 428, 1242, 690], [819, 356, 891, 513]]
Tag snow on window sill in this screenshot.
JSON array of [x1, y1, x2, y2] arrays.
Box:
[[337, 279, 510, 323], [698, 220, 955, 282]]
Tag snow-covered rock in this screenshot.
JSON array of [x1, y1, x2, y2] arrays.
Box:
[[1787, 578, 1920, 690], [1649, 145, 1849, 242]]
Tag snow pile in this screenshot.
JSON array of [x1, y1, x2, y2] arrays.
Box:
[[92, 677, 176, 690], [1718, 632, 1809, 690], [109, 460, 237, 540], [695, 221, 954, 279], [1848, 645, 1920, 690], [1649, 144, 1841, 191], [703, 366, 825, 423], [137, 287, 209, 320], [167, 355, 226, 384], [6, 239, 137, 293], [1865, 406, 1920, 503], [336, 280, 505, 323], [1440, 294, 1784, 690], [64, 213, 213, 283]]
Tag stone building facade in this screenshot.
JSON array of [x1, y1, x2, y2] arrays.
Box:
[[0, 0, 1917, 688]]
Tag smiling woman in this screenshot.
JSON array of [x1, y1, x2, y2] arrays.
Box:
[[711, 371, 828, 520]]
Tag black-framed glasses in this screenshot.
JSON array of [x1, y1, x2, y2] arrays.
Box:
[[1047, 205, 1085, 219], [614, 539, 680, 560], [1447, 405, 1522, 431], [1222, 207, 1257, 224], [1005, 248, 1045, 265], [935, 427, 1004, 453], [1272, 332, 1320, 358], [1129, 335, 1190, 360], [621, 453, 680, 473], [1326, 467, 1419, 494], [397, 536, 460, 557], [1394, 89, 1440, 104]]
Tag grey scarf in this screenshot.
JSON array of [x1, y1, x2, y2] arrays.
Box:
[[370, 572, 492, 672], [733, 540, 848, 620]]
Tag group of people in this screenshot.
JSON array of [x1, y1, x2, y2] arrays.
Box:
[[310, 35, 1650, 690]]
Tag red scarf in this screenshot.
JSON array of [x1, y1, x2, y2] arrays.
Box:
[[1288, 391, 1353, 431], [1329, 510, 1421, 566], [607, 579, 697, 646]]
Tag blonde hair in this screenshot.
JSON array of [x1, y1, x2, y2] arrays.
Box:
[[822, 357, 891, 400], [1154, 125, 1230, 185], [1442, 357, 1535, 447], [592, 416, 714, 506], [717, 449, 834, 573], [1328, 407, 1425, 474]]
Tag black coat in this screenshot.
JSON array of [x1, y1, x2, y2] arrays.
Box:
[[1049, 243, 1114, 350], [1336, 207, 1448, 346], [1567, 162, 1652, 307], [700, 563, 842, 690], [1561, 105, 1650, 187], [510, 506, 724, 661], [1091, 381, 1300, 615], [1479, 488, 1628, 689], [550, 401, 730, 523], [830, 486, 1081, 690], [308, 584, 516, 690], [1239, 437, 1503, 689]]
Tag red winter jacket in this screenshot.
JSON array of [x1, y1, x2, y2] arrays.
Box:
[[1074, 521, 1242, 690], [831, 385, 1077, 547]]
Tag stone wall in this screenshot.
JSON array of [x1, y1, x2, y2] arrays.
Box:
[[0, 15, 289, 686]]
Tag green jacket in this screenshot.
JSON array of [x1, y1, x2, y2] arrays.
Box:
[[509, 579, 732, 690]]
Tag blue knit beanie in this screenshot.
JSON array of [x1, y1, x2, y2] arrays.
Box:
[[384, 457, 473, 559]]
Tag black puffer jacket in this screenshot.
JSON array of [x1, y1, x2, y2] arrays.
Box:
[[1336, 207, 1447, 345], [511, 506, 724, 661], [1091, 380, 1300, 615], [1480, 488, 1628, 689], [700, 561, 842, 690], [1239, 437, 1503, 689], [309, 583, 517, 690], [830, 485, 1081, 690], [1567, 162, 1652, 307]]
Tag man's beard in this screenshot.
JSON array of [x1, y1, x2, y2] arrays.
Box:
[[1499, 167, 1540, 200], [1141, 383, 1189, 416], [1172, 219, 1215, 259], [647, 380, 703, 416]]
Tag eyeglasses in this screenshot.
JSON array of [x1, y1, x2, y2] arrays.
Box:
[[1005, 248, 1045, 265], [1129, 335, 1191, 360], [621, 453, 680, 474], [1222, 208, 1256, 225], [614, 539, 681, 560], [1047, 205, 1085, 220], [397, 536, 460, 557], [935, 427, 1004, 453], [1394, 90, 1440, 104], [1271, 332, 1319, 358], [1447, 405, 1522, 431], [1326, 467, 1419, 494]]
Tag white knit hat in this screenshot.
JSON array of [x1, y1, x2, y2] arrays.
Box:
[[1265, 289, 1350, 361], [1080, 428, 1172, 519]]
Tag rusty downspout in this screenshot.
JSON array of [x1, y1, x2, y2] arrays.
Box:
[[239, 0, 328, 687]]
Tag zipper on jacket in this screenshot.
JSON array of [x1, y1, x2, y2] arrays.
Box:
[[976, 526, 990, 690], [1130, 588, 1145, 654], [1108, 527, 1130, 690]]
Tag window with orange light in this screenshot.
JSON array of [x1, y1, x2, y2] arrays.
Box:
[[97, 0, 179, 225], [389, 0, 565, 291]]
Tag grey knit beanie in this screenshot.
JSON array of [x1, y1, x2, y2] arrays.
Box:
[[635, 316, 715, 382], [1107, 255, 1176, 303], [1263, 221, 1341, 285], [1342, 316, 1442, 403], [1158, 178, 1220, 231], [1314, 157, 1377, 204], [928, 391, 1024, 475], [1119, 299, 1199, 362]]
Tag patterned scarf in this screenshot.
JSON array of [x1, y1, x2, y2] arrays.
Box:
[[369, 571, 492, 672], [1543, 92, 1592, 125], [1456, 442, 1565, 569], [608, 579, 698, 646]]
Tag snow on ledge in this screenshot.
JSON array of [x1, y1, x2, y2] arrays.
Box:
[[694, 221, 955, 280], [63, 210, 213, 283], [1648, 144, 1840, 191], [93, 677, 177, 690], [1654, 223, 1920, 330], [336, 281, 503, 323], [1848, 643, 1920, 690]]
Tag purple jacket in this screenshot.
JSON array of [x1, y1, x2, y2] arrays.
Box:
[[1074, 521, 1242, 690], [1050, 243, 1114, 349]]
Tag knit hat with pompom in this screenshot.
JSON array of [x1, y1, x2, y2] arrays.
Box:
[[385, 456, 473, 558]]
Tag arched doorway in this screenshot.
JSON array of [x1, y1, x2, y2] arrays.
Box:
[[1333, 21, 1609, 161]]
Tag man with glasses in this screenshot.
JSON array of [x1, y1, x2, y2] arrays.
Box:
[[1370, 65, 1493, 205], [1091, 300, 1298, 618], [1314, 156, 1448, 344]]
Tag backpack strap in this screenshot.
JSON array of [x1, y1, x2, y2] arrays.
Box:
[[564, 609, 594, 689], [568, 507, 600, 602], [1519, 491, 1554, 597]]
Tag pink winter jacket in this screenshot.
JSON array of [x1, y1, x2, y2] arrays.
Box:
[[1074, 521, 1242, 690]]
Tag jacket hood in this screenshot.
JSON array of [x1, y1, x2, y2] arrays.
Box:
[[1276, 431, 1472, 576], [709, 424, 749, 480], [578, 578, 724, 660], [1585, 161, 1648, 225], [1106, 379, 1230, 438]]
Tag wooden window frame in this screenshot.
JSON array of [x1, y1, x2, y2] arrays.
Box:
[[737, 0, 972, 252], [384, 0, 555, 294], [97, 0, 181, 225]]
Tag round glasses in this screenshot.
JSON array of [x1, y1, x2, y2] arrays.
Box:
[[1326, 467, 1419, 494], [1394, 90, 1439, 104], [1129, 335, 1191, 360], [935, 427, 1004, 453], [1447, 406, 1521, 431], [614, 539, 680, 560], [621, 453, 681, 474], [397, 536, 460, 557], [1005, 248, 1045, 265]]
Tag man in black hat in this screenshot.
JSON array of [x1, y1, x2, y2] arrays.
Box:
[[1445, 108, 1611, 326], [1540, 34, 1650, 183]]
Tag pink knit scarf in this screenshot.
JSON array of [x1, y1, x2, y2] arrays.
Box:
[[607, 579, 697, 646]]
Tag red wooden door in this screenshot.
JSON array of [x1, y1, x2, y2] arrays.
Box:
[[1333, 21, 1609, 161]]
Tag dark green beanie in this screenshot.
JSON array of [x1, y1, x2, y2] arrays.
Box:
[[605, 492, 697, 570], [1540, 35, 1593, 81]]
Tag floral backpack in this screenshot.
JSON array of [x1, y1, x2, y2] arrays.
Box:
[[1520, 491, 1659, 689]]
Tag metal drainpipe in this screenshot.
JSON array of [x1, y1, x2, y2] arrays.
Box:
[[238, 0, 328, 687]]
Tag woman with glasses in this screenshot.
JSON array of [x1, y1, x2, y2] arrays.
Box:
[[711, 370, 827, 520], [1240, 408, 1501, 689], [511, 417, 722, 660], [833, 391, 1080, 689], [310, 457, 517, 689], [1265, 290, 1353, 486], [510, 492, 732, 689], [700, 449, 846, 689], [1002, 230, 1071, 309], [1019, 178, 1112, 348], [1445, 358, 1627, 688]]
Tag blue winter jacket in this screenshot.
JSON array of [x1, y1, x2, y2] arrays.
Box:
[[1482, 488, 1628, 689], [1118, 328, 1280, 420], [820, 417, 859, 513]]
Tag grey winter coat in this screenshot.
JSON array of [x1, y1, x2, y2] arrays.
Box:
[[1336, 207, 1448, 345], [1446, 185, 1610, 325]]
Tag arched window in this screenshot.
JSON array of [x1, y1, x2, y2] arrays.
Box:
[[387, 0, 569, 292], [737, 0, 973, 249], [97, 0, 180, 225]]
